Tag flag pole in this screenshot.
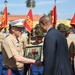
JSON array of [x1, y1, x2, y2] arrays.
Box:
[[25, 0, 33, 44], [28, 0, 33, 44], [4, 0, 8, 7], [55, 0, 56, 5], [54, 0, 56, 28], [4, 0, 8, 35]]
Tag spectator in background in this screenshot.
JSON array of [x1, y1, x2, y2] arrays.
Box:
[[0, 27, 4, 75], [57, 24, 75, 74], [69, 27, 75, 39]]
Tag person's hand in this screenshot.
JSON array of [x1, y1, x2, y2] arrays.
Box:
[[34, 60, 43, 67]]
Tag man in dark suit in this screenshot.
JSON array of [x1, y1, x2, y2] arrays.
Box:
[[39, 15, 73, 75]]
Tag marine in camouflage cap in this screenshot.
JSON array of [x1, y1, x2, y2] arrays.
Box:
[[35, 24, 44, 44], [57, 23, 70, 37], [57, 23, 66, 32]]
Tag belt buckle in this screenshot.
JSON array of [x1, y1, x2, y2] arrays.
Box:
[[11, 67, 22, 70], [4, 65, 22, 70]]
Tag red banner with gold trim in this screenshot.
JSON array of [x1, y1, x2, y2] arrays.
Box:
[[70, 13, 75, 24], [1, 6, 8, 28], [24, 7, 33, 33], [52, 5, 57, 26], [70, 13, 75, 28]]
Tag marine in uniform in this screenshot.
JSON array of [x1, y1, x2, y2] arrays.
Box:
[[30, 24, 44, 75], [1, 19, 37, 75], [30, 36, 44, 75], [0, 28, 4, 75], [57, 24, 74, 74], [18, 31, 28, 75], [23, 24, 44, 75]]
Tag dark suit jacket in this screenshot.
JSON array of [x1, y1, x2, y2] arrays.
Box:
[[43, 27, 73, 75]]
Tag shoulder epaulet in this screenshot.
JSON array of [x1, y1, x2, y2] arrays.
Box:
[[5, 34, 9, 38]]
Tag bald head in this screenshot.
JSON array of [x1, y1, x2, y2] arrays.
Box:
[[39, 15, 53, 32], [39, 15, 52, 26]]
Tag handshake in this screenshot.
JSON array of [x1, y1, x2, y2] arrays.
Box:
[[34, 60, 43, 67]]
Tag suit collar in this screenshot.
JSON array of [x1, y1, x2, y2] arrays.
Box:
[[47, 27, 55, 32]]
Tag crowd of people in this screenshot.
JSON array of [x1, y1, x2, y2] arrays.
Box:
[[0, 15, 74, 75]]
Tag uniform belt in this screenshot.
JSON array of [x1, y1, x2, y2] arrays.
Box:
[[0, 52, 2, 54], [4, 65, 23, 70]]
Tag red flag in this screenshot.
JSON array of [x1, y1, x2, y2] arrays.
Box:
[[1, 6, 8, 28], [52, 5, 57, 26], [70, 13, 75, 28], [24, 7, 33, 33]]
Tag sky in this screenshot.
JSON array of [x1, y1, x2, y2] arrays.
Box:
[[0, 0, 75, 20]]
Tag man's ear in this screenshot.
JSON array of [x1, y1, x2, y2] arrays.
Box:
[[43, 22, 47, 26]]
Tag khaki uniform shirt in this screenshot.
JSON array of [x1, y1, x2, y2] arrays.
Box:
[[66, 37, 73, 48], [19, 33, 27, 51], [2, 34, 24, 70], [66, 36, 75, 48], [67, 35, 75, 65], [0, 32, 4, 52]]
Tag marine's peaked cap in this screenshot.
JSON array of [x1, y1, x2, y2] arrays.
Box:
[[9, 19, 25, 28]]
